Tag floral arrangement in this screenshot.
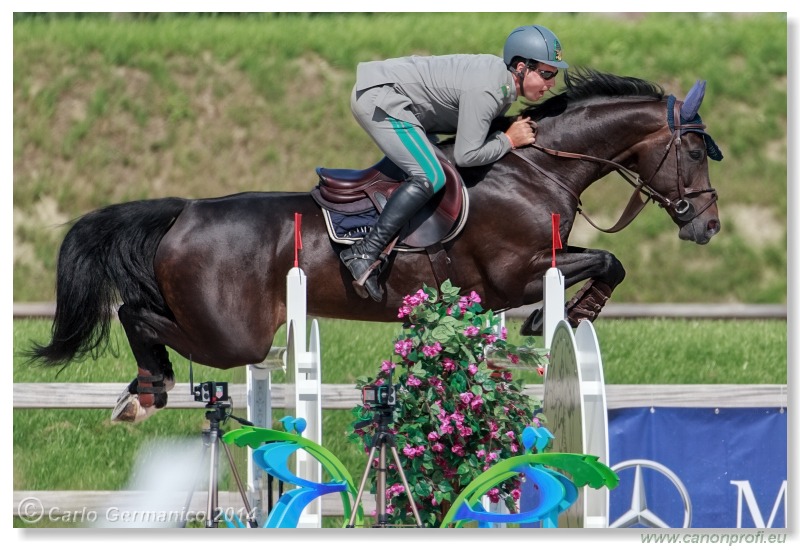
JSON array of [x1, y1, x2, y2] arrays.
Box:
[[346, 280, 547, 527]]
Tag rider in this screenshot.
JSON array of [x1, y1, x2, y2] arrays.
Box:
[[340, 25, 569, 301]]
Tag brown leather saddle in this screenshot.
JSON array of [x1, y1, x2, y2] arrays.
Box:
[[311, 148, 467, 250]]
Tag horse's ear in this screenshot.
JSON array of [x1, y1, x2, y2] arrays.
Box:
[[681, 79, 706, 121]]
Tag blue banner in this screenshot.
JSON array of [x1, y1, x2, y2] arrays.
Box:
[[607, 407, 787, 528]]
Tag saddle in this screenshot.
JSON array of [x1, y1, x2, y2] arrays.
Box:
[[311, 148, 468, 250]]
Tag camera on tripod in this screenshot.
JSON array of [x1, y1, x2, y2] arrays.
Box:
[[361, 383, 399, 408], [193, 381, 229, 404]]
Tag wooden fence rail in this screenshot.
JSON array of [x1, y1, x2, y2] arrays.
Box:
[[13, 302, 788, 320], [13, 382, 788, 410]]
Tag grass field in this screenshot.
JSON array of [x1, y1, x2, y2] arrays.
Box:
[[12, 315, 787, 527]]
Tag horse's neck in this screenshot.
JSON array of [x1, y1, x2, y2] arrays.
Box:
[[538, 99, 665, 192]]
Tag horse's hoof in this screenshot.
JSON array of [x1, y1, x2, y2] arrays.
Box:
[[520, 309, 544, 336], [111, 393, 140, 423], [111, 389, 158, 423]]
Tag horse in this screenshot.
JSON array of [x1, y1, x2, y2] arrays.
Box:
[[30, 68, 722, 422]]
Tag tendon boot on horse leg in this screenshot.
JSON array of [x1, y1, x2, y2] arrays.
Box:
[[340, 176, 434, 301], [519, 277, 618, 336], [112, 306, 176, 423], [111, 349, 176, 423], [565, 279, 614, 327]]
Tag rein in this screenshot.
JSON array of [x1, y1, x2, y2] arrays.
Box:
[[511, 99, 718, 233]]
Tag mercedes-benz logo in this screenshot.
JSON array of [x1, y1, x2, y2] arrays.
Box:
[[609, 459, 692, 528]]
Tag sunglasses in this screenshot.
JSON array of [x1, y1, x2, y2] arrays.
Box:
[[531, 67, 558, 81]]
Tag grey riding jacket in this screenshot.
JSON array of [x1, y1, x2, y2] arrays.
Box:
[[354, 54, 518, 167]]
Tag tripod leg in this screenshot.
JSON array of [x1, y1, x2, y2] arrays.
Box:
[[221, 439, 258, 527], [207, 425, 220, 527], [389, 445, 423, 527], [346, 445, 378, 528], [376, 443, 388, 526]]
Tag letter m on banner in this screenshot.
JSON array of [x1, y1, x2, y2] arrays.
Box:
[[730, 480, 787, 527]]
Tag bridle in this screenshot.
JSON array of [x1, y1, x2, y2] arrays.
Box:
[[511, 98, 718, 233]]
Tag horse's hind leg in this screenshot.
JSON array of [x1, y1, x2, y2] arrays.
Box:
[[112, 305, 176, 423]]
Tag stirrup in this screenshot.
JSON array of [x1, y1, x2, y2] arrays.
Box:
[[352, 256, 385, 299]]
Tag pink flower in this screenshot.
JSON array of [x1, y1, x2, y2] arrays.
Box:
[[400, 289, 429, 311], [422, 342, 443, 357], [432, 442, 444, 453], [470, 395, 483, 411], [500, 326, 508, 340], [459, 391, 474, 404], [487, 451, 499, 463], [532, 417, 541, 427], [463, 326, 480, 337], [442, 357, 457, 372], [427, 431, 439, 441], [394, 338, 414, 358], [483, 333, 498, 344], [403, 444, 417, 458], [380, 360, 395, 374], [508, 353, 520, 364], [537, 365, 545, 376], [487, 488, 501, 503], [406, 374, 422, 387], [458, 291, 482, 310], [397, 305, 412, 318], [511, 489, 521, 501], [428, 377, 444, 393], [451, 444, 465, 457], [467, 364, 478, 376], [458, 425, 473, 437], [476, 449, 486, 458], [387, 483, 405, 497]]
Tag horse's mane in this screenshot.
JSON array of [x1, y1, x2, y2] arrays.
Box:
[[492, 67, 665, 132]]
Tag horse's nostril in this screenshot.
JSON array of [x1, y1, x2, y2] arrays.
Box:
[[707, 219, 720, 235]]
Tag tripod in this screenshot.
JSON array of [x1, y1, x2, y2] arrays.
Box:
[[181, 400, 257, 528], [346, 407, 423, 528]]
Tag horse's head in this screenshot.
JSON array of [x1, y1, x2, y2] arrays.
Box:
[[638, 79, 723, 245], [512, 70, 723, 245]]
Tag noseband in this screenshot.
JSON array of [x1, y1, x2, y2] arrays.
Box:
[[513, 98, 718, 233]]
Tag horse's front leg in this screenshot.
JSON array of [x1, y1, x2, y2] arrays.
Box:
[[112, 305, 176, 423], [520, 246, 625, 336]]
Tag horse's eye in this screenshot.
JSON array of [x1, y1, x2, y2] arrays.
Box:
[[689, 150, 703, 161]]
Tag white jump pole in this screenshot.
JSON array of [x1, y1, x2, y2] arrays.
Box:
[[543, 266, 565, 350], [286, 266, 323, 528], [286, 213, 323, 528]]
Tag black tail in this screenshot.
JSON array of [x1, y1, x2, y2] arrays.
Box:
[[29, 197, 187, 366]]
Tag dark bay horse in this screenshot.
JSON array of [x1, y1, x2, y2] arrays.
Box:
[[31, 69, 722, 422]]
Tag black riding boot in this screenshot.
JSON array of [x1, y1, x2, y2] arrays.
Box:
[[340, 176, 434, 301]]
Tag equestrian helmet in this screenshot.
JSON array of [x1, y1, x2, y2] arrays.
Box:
[[503, 25, 569, 69]]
